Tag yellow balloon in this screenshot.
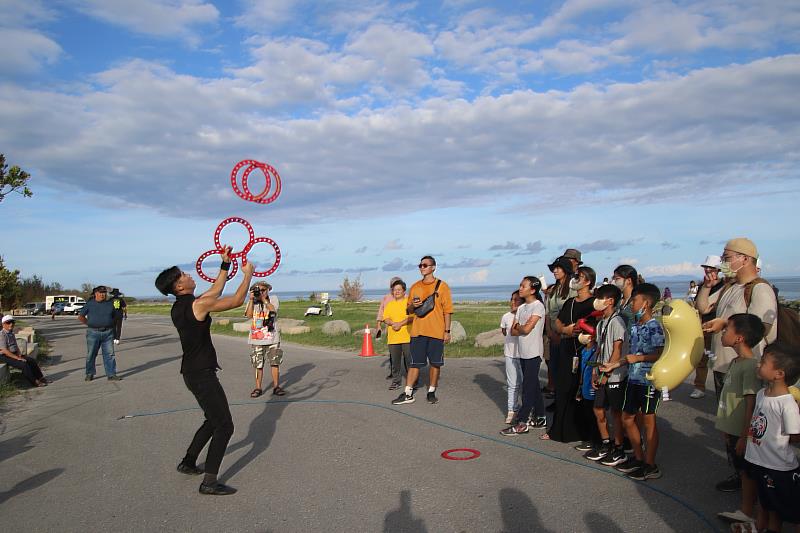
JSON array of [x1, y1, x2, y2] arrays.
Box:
[[646, 299, 704, 391]]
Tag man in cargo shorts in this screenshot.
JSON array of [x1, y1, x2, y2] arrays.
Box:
[[391, 256, 453, 405]]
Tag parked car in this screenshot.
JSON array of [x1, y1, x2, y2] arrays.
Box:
[[63, 301, 85, 315], [24, 302, 47, 315], [51, 302, 67, 315]]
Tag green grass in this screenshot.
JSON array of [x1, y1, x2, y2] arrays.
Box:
[[130, 299, 509, 357]]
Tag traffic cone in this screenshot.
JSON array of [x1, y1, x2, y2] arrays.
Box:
[[359, 324, 377, 357]]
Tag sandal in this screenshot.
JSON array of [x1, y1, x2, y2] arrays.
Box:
[[272, 386, 286, 396], [250, 388, 263, 398], [539, 433, 552, 441]]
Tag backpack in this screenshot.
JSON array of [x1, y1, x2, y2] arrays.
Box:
[[739, 277, 800, 348]]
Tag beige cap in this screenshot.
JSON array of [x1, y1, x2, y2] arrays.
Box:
[[562, 248, 583, 264], [724, 238, 758, 259]]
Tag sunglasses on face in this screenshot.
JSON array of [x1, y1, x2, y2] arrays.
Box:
[[418, 263, 433, 269]]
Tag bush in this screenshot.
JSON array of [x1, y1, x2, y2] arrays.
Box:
[[339, 276, 363, 302]]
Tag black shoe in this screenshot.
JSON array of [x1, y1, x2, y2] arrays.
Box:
[[385, 374, 393, 380], [615, 457, 644, 474], [599, 447, 627, 467], [199, 482, 237, 495], [392, 393, 415, 405], [177, 462, 203, 475], [574, 441, 593, 452], [389, 381, 401, 390], [85, 375, 94, 382], [107, 375, 122, 381], [527, 416, 547, 429], [715, 473, 741, 492], [627, 463, 662, 481], [426, 391, 438, 404], [585, 444, 612, 462]]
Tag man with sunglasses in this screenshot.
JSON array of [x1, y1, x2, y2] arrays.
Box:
[[696, 238, 778, 493], [392, 256, 453, 405]]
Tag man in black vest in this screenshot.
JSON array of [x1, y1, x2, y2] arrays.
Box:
[[155, 246, 254, 495]]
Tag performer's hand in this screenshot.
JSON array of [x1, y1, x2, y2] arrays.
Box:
[[220, 245, 233, 263], [242, 261, 255, 275]]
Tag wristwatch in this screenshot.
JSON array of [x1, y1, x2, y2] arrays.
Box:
[[445, 329, 451, 333]]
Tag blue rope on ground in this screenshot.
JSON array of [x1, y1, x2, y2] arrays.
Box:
[[120, 398, 721, 532]]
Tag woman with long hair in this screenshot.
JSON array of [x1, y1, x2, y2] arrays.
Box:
[[544, 257, 574, 395]]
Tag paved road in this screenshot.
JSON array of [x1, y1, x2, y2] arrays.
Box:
[[0, 315, 737, 532]]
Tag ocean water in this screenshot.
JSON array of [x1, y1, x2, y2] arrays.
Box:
[[275, 277, 800, 303]]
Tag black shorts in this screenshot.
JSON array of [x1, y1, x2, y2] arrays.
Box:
[[746, 461, 800, 524], [723, 433, 748, 473], [594, 380, 626, 411], [410, 336, 445, 368], [622, 382, 661, 415]]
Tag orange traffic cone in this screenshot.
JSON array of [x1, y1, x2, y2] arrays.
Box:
[[359, 324, 378, 357]]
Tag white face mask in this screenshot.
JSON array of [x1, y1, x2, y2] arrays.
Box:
[[719, 260, 742, 278], [578, 333, 593, 345], [593, 298, 610, 311], [613, 279, 625, 290], [569, 278, 581, 290]]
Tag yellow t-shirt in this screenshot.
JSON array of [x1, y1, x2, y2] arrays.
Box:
[[407, 278, 454, 340], [383, 298, 411, 345]]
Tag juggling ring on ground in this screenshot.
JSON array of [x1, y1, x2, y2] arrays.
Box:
[[196, 217, 281, 282], [230, 159, 282, 205]]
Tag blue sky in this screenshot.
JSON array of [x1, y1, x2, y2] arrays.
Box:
[[2, 0, 799, 297]]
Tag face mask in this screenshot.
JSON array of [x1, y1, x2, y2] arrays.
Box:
[[719, 261, 742, 278], [578, 333, 593, 345], [613, 279, 625, 290], [569, 278, 581, 290], [633, 306, 646, 322], [593, 298, 610, 311]]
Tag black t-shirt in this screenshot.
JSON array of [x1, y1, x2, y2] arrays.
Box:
[[172, 294, 219, 373], [557, 296, 597, 327]]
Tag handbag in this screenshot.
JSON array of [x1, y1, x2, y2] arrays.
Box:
[[413, 280, 441, 318]]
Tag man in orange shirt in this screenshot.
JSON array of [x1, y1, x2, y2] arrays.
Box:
[[391, 256, 453, 405]]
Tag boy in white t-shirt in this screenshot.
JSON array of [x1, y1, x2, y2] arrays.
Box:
[[501, 291, 523, 424], [501, 277, 547, 436], [744, 343, 800, 533]]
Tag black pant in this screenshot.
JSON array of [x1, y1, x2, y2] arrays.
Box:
[[0, 354, 44, 386], [113, 318, 123, 341], [182, 369, 234, 475], [517, 357, 545, 422]]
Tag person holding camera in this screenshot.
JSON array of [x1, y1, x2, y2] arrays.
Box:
[[391, 255, 453, 406], [245, 282, 284, 398]]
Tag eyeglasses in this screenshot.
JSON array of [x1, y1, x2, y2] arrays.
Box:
[[418, 263, 433, 269]]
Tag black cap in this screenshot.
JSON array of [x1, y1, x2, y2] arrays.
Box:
[[92, 285, 108, 294]]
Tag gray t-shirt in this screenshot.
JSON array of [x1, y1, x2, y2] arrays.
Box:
[[596, 314, 629, 383], [0, 330, 19, 354], [79, 299, 116, 328], [515, 300, 545, 359]]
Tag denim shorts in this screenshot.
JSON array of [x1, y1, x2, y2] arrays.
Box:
[[409, 336, 444, 368]]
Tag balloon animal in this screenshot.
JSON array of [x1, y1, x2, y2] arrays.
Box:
[[645, 299, 704, 391]]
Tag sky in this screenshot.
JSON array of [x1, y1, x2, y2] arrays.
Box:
[[2, 0, 799, 297]]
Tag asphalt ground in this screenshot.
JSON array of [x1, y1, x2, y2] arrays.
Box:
[[0, 314, 744, 532]]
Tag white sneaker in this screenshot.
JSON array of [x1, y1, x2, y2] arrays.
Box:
[[505, 411, 516, 424], [689, 389, 705, 399], [113, 339, 120, 345], [717, 509, 754, 523]]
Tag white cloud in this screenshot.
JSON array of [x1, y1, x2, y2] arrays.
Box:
[[618, 257, 639, 265], [0, 0, 57, 25], [69, 0, 219, 44], [384, 239, 404, 251], [0, 29, 62, 73], [345, 24, 434, 88], [642, 262, 699, 276], [467, 268, 490, 283]]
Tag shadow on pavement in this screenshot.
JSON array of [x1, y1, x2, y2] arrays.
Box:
[[499, 487, 553, 533], [0, 431, 39, 464], [474, 371, 507, 416], [583, 510, 625, 533], [0, 468, 64, 505], [221, 363, 316, 481], [383, 490, 427, 533], [119, 354, 181, 379]]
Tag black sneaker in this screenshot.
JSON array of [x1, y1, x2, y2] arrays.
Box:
[[585, 444, 612, 462], [500, 423, 529, 436], [389, 381, 401, 390], [177, 461, 203, 475], [85, 375, 94, 382], [391, 393, 415, 405], [199, 482, 237, 495], [574, 441, 593, 452], [627, 463, 662, 481], [527, 416, 547, 429], [599, 447, 627, 467], [426, 391, 438, 404], [615, 457, 644, 474], [107, 375, 122, 381], [715, 473, 741, 492]]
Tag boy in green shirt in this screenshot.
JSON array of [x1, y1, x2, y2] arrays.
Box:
[[715, 313, 765, 526]]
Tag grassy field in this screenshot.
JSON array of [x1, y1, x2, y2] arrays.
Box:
[[130, 299, 509, 357]]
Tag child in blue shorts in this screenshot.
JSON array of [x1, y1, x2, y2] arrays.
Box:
[[600, 283, 664, 481]]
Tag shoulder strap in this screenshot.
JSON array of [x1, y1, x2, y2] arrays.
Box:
[[743, 277, 770, 309], [433, 279, 441, 295]]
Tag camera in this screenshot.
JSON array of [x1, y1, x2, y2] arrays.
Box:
[[252, 287, 261, 298]]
